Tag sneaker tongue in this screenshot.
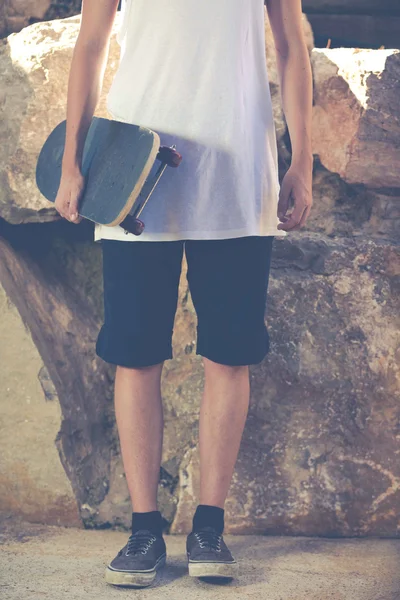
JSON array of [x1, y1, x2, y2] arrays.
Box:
[[199, 525, 220, 533], [132, 529, 154, 535]]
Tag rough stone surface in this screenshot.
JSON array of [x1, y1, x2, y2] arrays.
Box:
[[312, 48, 400, 189], [0, 220, 117, 528], [1, 519, 400, 600], [302, 157, 400, 242], [0, 15, 122, 224], [171, 234, 400, 536], [0, 283, 80, 526], [0, 218, 205, 532]]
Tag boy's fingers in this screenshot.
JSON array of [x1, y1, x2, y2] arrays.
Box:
[[69, 192, 83, 223], [277, 204, 304, 231]]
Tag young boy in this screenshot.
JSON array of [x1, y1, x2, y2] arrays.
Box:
[[55, 0, 313, 587]]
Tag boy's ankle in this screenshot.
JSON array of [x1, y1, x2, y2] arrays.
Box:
[[131, 510, 164, 538]]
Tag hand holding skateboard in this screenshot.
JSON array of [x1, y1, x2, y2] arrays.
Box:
[[36, 117, 182, 235], [54, 165, 86, 224]]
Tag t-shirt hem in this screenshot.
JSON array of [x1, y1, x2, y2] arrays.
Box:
[[94, 225, 288, 242]]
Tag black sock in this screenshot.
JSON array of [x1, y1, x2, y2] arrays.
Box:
[[131, 510, 163, 537], [191, 504, 225, 535]]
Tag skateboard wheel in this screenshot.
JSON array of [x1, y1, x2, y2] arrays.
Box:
[[157, 146, 182, 168], [132, 219, 145, 235], [120, 216, 145, 235]]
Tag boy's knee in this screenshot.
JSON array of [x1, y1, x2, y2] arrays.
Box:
[[203, 357, 249, 375], [116, 362, 164, 374]]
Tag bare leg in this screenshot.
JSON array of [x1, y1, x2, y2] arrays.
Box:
[[198, 357, 250, 507], [114, 363, 164, 512]]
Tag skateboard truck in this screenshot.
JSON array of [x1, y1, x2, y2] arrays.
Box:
[[120, 144, 182, 236]]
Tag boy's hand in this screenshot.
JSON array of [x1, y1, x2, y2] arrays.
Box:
[[277, 162, 313, 231], [54, 166, 86, 224]]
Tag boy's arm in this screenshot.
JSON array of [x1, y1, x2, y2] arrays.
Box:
[[62, 0, 120, 172], [57, 0, 120, 223], [265, 0, 313, 230]]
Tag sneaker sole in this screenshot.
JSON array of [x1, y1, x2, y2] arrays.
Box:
[[187, 556, 238, 578], [105, 553, 166, 587]]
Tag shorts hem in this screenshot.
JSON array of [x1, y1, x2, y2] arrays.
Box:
[[196, 342, 270, 367], [95, 336, 173, 368], [96, 352, 173, 368]]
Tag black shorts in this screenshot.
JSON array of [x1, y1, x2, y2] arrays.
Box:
[[95, 236, 275, 368]]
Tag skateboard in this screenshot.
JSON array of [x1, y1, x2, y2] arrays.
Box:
[[35, 116, 182, 235]]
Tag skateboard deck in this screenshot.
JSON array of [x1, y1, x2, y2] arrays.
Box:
[[36, 116, 182, 235]]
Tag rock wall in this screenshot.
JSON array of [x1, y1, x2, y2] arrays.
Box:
[[0, 12, 399, 536], [171, 235, 400, 536], [0, 279, 80, 526]]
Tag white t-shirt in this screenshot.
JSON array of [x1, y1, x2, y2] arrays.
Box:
[[94, 0, 287, 242]]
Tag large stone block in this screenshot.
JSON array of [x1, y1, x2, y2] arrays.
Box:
[[303, 158, 400, 241], [312, 48, 400, 189], [0, 281, 80, 526], [0, 15, 121, 224], [171, 234, 400, 536]]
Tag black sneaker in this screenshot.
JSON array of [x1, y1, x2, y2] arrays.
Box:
[[105, 529, 167, 587], [186, 525, 238, 578]]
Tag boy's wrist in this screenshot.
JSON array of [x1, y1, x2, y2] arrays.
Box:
[[61, 160, 82, 176], [291, 150, 313, 170]]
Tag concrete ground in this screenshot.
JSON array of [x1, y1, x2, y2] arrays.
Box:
[[1, 518, 400, 600]]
